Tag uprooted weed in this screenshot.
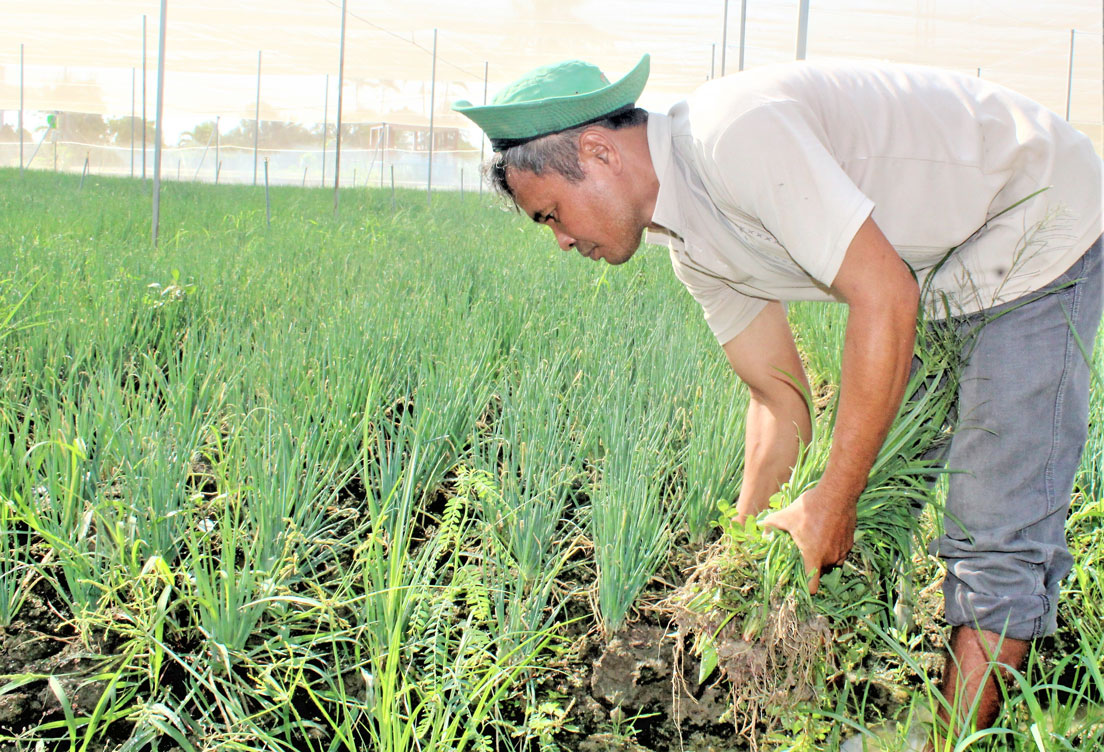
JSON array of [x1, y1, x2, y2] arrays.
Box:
[[666, 321, 966, 741]]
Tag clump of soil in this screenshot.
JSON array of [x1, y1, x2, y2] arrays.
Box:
[[590, 624, 731, 728], [550, 622, 745, 751], [661, 517, 953, 748], [666, 539, 837, 737]]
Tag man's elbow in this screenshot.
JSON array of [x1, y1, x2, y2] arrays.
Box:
[[852, 273, 920, 329], [897, 275, 921, 324]]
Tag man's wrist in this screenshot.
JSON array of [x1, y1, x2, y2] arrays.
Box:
[[810, 472, 863, 512]]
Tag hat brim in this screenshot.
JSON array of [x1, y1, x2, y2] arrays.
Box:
[[453, 54, 650, 146]]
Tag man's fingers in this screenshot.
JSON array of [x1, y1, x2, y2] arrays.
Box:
[[800, 548, 822, 594], [806, 565, 821, 594], [761, 502, 823, 594], [760, 507, 793, 533]]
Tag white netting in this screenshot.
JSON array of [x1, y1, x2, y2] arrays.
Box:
[[1, 0, 1100, 188]]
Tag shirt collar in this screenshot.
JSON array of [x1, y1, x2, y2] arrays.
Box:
[[646, 111, 686, 241]]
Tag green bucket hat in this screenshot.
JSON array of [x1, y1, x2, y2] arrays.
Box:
[[453, 54, 650, 151]]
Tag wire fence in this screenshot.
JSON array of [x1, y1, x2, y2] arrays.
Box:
[[0, 129, 482, 191], [2, 2, 1100, 194]]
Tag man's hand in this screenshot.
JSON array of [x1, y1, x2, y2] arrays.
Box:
[[761, 485, 858, 594]]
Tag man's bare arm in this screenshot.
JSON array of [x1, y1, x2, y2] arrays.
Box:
[[722, 301, 812, 520], [762, 215, 919, 592]]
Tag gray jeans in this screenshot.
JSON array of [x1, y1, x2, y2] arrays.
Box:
[[925, 234, 1103, 640]]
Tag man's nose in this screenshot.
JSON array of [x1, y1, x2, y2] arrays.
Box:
[[552, 227, 576, 252]]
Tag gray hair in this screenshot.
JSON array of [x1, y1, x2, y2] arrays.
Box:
[[485, 107, 648, 204]]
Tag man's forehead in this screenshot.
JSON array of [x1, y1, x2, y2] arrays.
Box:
[[504, 168, 553, 216]]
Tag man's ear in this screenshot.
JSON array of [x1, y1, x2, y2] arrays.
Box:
[[578, 129, 622, 174]]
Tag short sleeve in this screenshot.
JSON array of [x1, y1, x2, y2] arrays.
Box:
[[706, 100, 874, 287], [670, 248, 769, 344]]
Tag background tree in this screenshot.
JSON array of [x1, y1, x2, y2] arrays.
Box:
[[0, 124, 31, 143], [55, 112, 108, 145], [221, 119, 313, 148], [105, 116, 157, 147], [177, 120, 218, 148]]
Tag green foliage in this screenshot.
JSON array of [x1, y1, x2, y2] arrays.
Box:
[[0, 167, 1100, 752], [0, 168, 711, 750]]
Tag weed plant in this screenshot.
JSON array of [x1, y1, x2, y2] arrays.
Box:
[[0, 168, 1100, 751], [669, 320, 961, 739]]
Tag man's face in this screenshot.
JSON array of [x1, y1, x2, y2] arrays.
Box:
[[507, 163, 645, 266]]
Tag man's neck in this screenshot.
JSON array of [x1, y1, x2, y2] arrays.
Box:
[[610, 122, 661, 231]]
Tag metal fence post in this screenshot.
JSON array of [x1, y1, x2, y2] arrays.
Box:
[[427, 28, 437, 205], [151, 0, 167, 246], [253, 50, 262, 186], [1065, 29, 1076, 121], [334, 0, 347, 214]]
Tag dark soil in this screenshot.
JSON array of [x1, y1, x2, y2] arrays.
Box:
[[0, 592, 744, 752], [549, 623, 746, 751], [0, 585, 114, 751]]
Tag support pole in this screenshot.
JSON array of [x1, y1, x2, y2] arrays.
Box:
[[214, 115, 220, 182], [710, 43, 715, 79], [479, 61, 488, 197], [130, 67, 136, 177], [253, 50, 261, 186], [25, 123, 52, 167], [151, 0, 167, 246], [720, 0, 729, 77], [19, 44, 23, 176], [333, 0, 347, 214], [193, 121, 217, 180], [427, 28, 437, 205], [796, 0, 809, 60], [738, 0, 747, 71], [1064, 28, 1073, 121], [321, 73, 329, 186], [264, 158, 271, 226], [142, 14, 147, 180]]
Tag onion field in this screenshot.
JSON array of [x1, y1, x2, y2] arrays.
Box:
[[0, 168, 1102, 752]]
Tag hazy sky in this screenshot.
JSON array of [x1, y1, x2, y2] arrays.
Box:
[[2, 0, 1101, 148]]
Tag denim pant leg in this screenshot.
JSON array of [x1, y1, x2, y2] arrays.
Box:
[[931, 235, 1103, 640]]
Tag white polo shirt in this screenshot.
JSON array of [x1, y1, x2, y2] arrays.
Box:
[[645, 60, 1103, 345]]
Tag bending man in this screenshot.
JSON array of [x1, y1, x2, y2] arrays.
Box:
[[454, 54, 1103, 747]]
